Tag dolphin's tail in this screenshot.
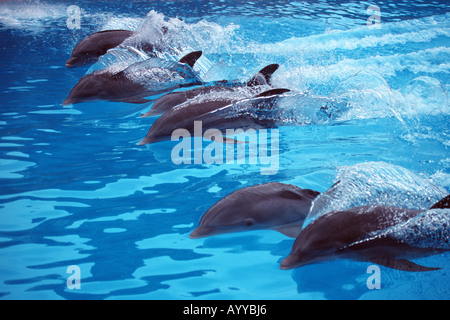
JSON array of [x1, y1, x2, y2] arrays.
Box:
[[430, 195, 450, 209], [247, 64, 279, 86]]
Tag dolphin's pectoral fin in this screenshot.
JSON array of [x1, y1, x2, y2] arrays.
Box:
[[273, 225, 301, 238], [179, 51, 202, 68], [370, 257, 441, 272]]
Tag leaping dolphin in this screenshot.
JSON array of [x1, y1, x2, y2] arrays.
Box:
[[66, 30, 135, 68], [62, 51, 203, 105], [138, 87, 290, 145], [189, 182, 320, 239], [140, 64, 280, 117], [280, 195, 450, 272]]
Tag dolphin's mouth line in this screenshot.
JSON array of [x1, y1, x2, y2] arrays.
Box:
[[189, 224, 262, 239]]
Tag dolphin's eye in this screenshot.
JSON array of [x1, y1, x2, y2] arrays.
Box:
[[244, 218, 254, 226]]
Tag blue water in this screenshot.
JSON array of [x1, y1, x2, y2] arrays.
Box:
[[0, 0, 449, 300]]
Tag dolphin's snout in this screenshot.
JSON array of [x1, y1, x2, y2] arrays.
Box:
[[65, 57, 77, 68], [189, 231, 200, 239], [65, 57, 83, 68], [189, 227, 206, 239], [138, 135, 161, 145], [140, 110, 158, 118], [62, 98, 72, 106], [279, 255, 299, 270], [137, 138, 150, 146], [189, 226, 220, 239]]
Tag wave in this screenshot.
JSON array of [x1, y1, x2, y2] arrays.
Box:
[[239, 13, 450, 101], [380, 208, 450, 249], [87, 10, 240, 79], [4, 3, 447, 124], [255, 13, 450, 55], [63, 8, 449, 134], [303, 161, 448, 227], [214, 71, 448, 131], [0, 1, 143, 31], [0, 1, 68, 30]]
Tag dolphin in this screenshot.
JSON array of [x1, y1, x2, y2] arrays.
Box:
[[66, 30, 135, 68], [140, 64, 280, 117], [430, 194, 450, 209], [138, 87, 291, 145], [189, 182, 320, 239], [62, 51, 203, 106], [280, 195, 450, 272]]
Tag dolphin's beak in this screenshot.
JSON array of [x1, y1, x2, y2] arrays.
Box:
[[279, 255, 299, 270], [138, 136, 160, 145], [189, 226, 218, 239], [137, 138, 148, 146], [189, 227, 204, 239], [65, 57, 79, 68], [62, 98, 73, 106], [140, 110, 158, 117], [66, 59, 75, 68]]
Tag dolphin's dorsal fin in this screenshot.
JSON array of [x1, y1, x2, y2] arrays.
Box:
[[370, 258, 441, 272], [255, 88, 290, 97], [247, 64, 279, 86], [430, 195, 450, 209], [179, 51, 202, 68]]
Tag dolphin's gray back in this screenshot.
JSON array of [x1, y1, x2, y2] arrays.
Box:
[[73, 30, 134, 57], [305, 162, 448, 227], [121, 58, 202, 92], [145, 86, 236, 117], [376, 208, 450, 250]]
